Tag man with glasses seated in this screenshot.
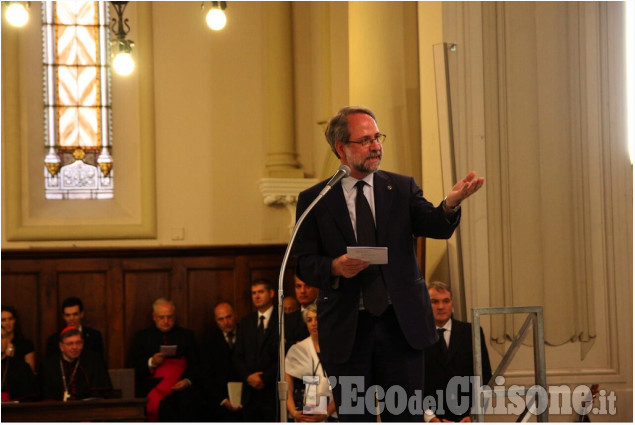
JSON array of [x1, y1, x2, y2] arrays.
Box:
[[130, 298, 201, 421], [39, 326, 112, 401]]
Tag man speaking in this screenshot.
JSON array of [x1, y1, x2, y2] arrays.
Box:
[[293, 106, 483, 421]]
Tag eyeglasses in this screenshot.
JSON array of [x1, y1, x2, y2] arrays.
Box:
[[346, 133, 386, 148]]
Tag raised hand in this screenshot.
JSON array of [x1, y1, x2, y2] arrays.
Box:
[[445, 171, 484, 208]]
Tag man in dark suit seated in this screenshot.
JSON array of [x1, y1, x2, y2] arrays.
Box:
[[284, 275, 319, 351], [424, 281, 492, 422], [130, 298, 201, 422], [40, 326, 112, 401], [200, 301, 242, 422], [233, 278, 279, 422], [45, 297, 104, 359], [1, 326, 39, 402]]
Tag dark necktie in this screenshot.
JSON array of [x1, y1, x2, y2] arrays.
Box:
[[437, 328, 448, 355], [256, 315, 265, 346], [226, 331, 234, 349], [355, 181, 389, 316]]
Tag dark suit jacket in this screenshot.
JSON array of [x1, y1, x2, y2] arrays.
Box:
[[46, 326, 104, 359], [424, 319, 492, 421], [129, 325, 199, 398], [201, 326, 241, 405], [232, 308, 279, 407], [294, 170, 459, 364]]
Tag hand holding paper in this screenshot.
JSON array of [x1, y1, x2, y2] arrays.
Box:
[[346, 246, 388, 264], [160, 345, 177, 357]]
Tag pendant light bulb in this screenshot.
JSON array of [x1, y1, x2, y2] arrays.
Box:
[[206, 8, 227, 31], [113, 51, 135, 76], [6, 2, 29, 27]]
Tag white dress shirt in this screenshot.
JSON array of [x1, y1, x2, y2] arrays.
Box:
[[258, 305, 274, 330]]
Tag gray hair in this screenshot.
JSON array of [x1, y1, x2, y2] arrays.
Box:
[[301, 302, 317, 323], [325, 106, 377, 158], [152, 297, 175, 312], [427, 281, 453, 297]]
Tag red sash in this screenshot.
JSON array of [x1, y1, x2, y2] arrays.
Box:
[[1, 391, 9, 402], [145, 357, 187, 421]]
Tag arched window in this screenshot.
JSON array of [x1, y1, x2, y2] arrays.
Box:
[[42, 1, 113, 199]]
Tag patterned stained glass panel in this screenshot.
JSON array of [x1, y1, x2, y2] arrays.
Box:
[[43, 1, 113, 200]]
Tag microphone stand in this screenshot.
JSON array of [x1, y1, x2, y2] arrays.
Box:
[[276, 184, 338, 422]]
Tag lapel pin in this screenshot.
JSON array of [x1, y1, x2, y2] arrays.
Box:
[[387, 185, 393, 190]]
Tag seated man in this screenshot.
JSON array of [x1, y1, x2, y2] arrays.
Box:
[[40, 326, 112, 401], [130, 298, 200, 422], [46, 297, 104, 359], [424, 281, 492, 422], [200, 301, 242, 422], [1, 326, 39, 402]]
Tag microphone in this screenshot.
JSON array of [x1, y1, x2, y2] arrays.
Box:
[[319, 165, 351, 196], [275, 162, 350, 422]]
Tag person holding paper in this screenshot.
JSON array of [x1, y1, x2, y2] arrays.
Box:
[[200, 301, 242, 422], [130, 298, 201, 421], [294, 106, 484, 421]]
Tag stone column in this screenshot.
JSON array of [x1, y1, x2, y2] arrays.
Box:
[[262, 2, 302, 178]]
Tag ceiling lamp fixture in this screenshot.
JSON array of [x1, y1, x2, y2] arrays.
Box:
[[205, 1, 227, 31], [5, 1, 30, 27], [110, 1, 135, 76]]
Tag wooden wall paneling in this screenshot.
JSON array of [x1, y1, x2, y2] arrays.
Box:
[[122, 258, 172, 367], [243, 253, 295, 315], [184, 256, 236, 348], [170, 257, 187, 326], [107, 259, 125, 368], [232, 255, 251, 320], [246, 255, 281, 316], [39, 261, 59, 366], [0, 268, 40, 358], [56, 260, 109, 333], [2, 245, 291, 370]]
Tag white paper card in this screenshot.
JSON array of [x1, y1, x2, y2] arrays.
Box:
[[347, 246, 388, 264], [160, 345, 177, 357], [228, 381, 243, 407]]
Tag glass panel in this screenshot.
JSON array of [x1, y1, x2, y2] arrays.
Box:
[[43, 1, 113, 200]]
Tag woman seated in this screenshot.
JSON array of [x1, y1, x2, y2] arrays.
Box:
[[1, 305, 35, 373], [1, 326, 39, 402], [285, 303, 337, 422]]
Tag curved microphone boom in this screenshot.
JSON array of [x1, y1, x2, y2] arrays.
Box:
[[319, 165, 351, 196], [276, 164, 350, 422]]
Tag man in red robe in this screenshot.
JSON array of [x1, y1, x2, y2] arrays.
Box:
[[130, 298, 200, 421]]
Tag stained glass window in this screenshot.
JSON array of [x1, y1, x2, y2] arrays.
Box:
[[42, 1, 113, 199]]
